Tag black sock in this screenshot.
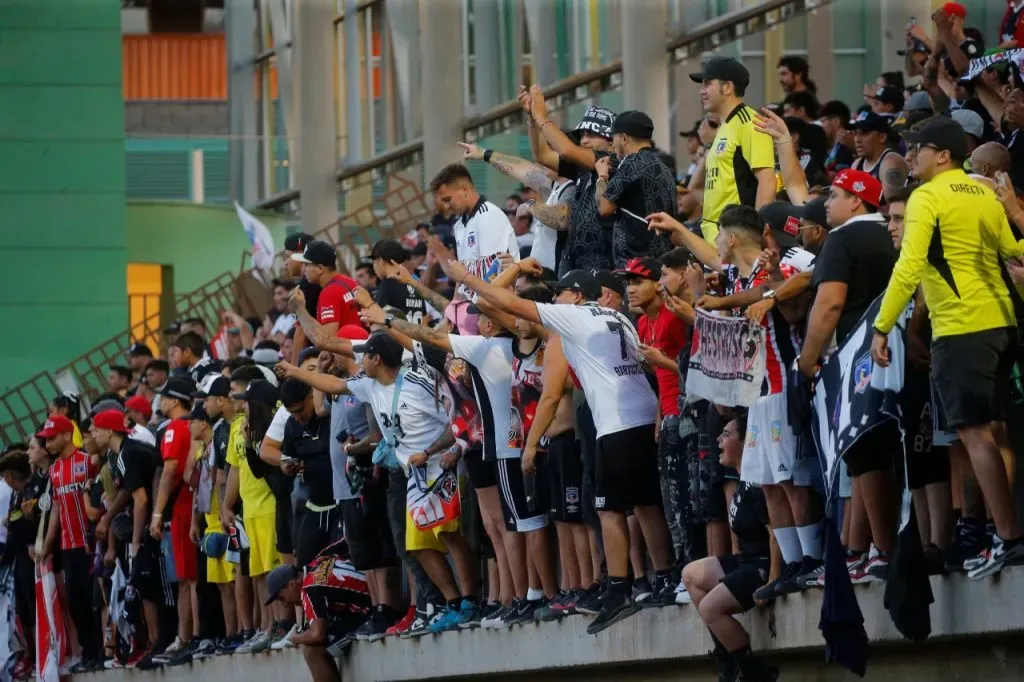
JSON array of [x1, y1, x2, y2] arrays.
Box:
[[608, 576, 630, 598], [709, 631, 730, 657], [655, 569, 672, 589], [447, 598, 461, 609]]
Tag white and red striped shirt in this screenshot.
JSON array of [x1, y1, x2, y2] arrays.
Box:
[[50, 450, 96, 550]]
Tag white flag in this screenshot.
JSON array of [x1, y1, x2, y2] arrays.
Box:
[[235, 201, 276, 271]]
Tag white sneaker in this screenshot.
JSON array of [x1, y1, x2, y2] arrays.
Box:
[[270, 623, 301, 650], [152, 637, 183, 663], [235, 630, 269, 655], [674, 580, 692, 605]]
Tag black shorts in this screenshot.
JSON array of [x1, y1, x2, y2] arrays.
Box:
[[275, 489, 295, 556], [295, 503, 340, 567], [574, 392, 601, 531], [463, 448, 496, 490], [594, 424, 661, 513], [903, 365, 950, 489], [844, 420, 900, 477], [130, 537, 169, 605], [496, 459, 548, 532], [719, 554, 770, 612], [932, 327, 1016, 429], [339, 491, 397, 571], [543, 430, 583, 524]]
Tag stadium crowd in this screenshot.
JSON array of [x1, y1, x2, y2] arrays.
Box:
[[5, 4, 1024, 681]]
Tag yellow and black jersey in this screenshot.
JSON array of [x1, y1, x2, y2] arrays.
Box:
[[700, 103, 775, 245], [875, 168, 1024, 338]]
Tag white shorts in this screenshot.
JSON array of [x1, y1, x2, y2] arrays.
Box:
[[740, 393, 797, 485]]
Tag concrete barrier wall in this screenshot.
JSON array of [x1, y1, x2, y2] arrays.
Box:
[[81, 568, 1024, 682]]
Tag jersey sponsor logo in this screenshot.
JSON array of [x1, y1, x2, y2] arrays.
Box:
[[321, 305, 337, 320], [55, 483, 84, 496], [853, 351, 873, 394]]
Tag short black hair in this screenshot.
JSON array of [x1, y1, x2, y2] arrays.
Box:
[[878, 71, 905, 90], [2, 443, 27, 456], [660, 247, 693, 270], [818, 100, 851, 122], [145, 359, 170, 374], [279, 378, 312, 408], [173, 331, 205, 358], [518, 285, 554, 304], [506, 193, 523, 204], [657, 151, 677, 176], [370, 238, 410, 264], [886, 183, 918, 206], [272, 278, 296, 290], [94, 392, 126, 406], [783, 91, 819, 119], [109, 365, 133, 381], [255, 339, 281, 352], [429, 163, 474, 193], [719, 205, 762, 237], [355, 260, 376, 275], [0, 451, 31, 481], [230, 365, 266, 385]]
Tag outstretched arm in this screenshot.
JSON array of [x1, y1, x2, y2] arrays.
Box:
[[274, 362, 350, 395], [442, 259, 542, 324], [360, 305, 453, 352], [375, 261, 452, 314], [530, 85, 596, 170], [459, 142, 555, 199]]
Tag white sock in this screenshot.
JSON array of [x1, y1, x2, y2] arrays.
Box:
[[526, 587, 544, 601], [797, 523, 823, 560], [774, 526, 802, 564]]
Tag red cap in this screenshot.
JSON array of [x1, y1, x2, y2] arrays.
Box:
[[941, 2, 966, 19], [337, 324, 370, 341], [613, 257, 663, 281], [832, 169, 883, 207], [36, 415, 74, 439], [92, 409, 130, 434], [125, 395, 153, 419]]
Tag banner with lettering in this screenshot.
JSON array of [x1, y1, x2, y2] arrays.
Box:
[[960, 48, 1024, 82], [811, 294, 910, 495], [686, 309, 766, 407]]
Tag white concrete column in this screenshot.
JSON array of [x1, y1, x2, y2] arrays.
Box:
[[385, 0, 421, 140], [473, 0, 502, 111], [420, 0, 465, 179], [225, 0, 259, 204], [294, 0, 339, 233], [621, 0, 670, 150], [524, 0, 558, 87]]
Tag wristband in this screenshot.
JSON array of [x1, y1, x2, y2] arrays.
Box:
[[776, 137, 793, 145], [483, 149, 494, 163], [152, 513, 162, 519]]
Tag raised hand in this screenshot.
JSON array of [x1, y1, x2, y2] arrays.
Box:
[[457, 141, 485, 161], [753, 108, 791, 141], [646, 212, 684, 235]]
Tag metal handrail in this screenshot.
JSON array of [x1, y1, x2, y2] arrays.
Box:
[[254, 0, 834, 211]]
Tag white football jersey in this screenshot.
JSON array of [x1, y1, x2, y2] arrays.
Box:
[[454, 199, 520, 298], [536, 303, 657, 439], [449, 335, 518, 460]]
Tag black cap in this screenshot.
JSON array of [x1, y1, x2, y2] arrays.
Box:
[[290, 240, 337, 268], [410, 241, 428, 256], [194, 374, 230, 399], [575, 106, 616, 139], [611, 110, 655, 139], [845, 111, 891, 134], [869, 85, 904, 109], [593, 270, 626, 299], [902, 115, 969, 161], [370, 238, 410, 263], [796, 196, 830, 230], [547, 269, 601, 301], [688, 57, 750, 90], [232, 378, 280, 407], [186, 401, 215, 424], [264, 564, 301, 605], [353, 332, 405, 368], [757, 201, 803, 252], [283, 232, 315, 253], [680, 120, 701, 139], [163, 320, 182, 335], [156, 377, 197, 402], [128, 342, 153, 358]]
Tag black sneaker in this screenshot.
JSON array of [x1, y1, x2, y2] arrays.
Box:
[[783, 557, 823, 595], [585, 591, 640, 635], [945, 518, 984, 572], [502, 598, 540, 626], [575, 583, 605, 616], [631, 577, 654, 605], [353, 608, 383, 642], [752, 561, 801, 602], [164, 639, 199, 667], [644, 575, 677, 608], [708, 648, 739, 682]]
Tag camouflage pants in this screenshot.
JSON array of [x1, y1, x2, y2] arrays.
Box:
[[658, 415, 691, 565]]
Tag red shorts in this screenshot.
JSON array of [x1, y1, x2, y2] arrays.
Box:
[[170, 498, 198, 582]]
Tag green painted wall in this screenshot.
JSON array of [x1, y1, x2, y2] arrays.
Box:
[[0, 1, 126, 394], [126, 201, 295, 294]]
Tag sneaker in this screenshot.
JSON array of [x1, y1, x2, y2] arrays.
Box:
[[216, 633, 244, 655], [385, 606, 417, 636], [752, 561, 801, 602], [631, 577, 654, 605], [70, 658, 103, 674], [785, 557, 824, 594], [585, 590, 640, 635], [426, 602, 465, 634], [575, 582, 605, 616], [362, 605, 401, 641], [967, 534, 1024, 580], [401, 604, 440, 639], [457, 600, 484, 630], [352, 613, 381, 642], [502, 598, 543, 626], [134, 651, 165, 671], [164, 638, 200, 667], [645, 576, 678, 607], [799, 562, 827, 588], [674, 580, 692, 605], [846, 551, 878, 584], [480, 603, 511, 629], [270, 622, 302, 650], [865, 546, 890, 581], [537, 590, 576, 621], [235, 629, 271, 654], [151, 637, 184, 664]]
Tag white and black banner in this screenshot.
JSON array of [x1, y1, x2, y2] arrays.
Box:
[[686, 309, 766, 407], [812, 294, 911, 493], [960, 48, 1024, 82]]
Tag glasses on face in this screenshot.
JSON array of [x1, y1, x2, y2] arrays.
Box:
[[910, 142, 940, 154]]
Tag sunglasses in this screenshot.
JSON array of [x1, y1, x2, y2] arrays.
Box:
[[908, 142, 941, 153]]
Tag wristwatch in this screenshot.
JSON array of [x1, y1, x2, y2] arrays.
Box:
[[761, 289, 777, 301], [384, 313, 395, 328]]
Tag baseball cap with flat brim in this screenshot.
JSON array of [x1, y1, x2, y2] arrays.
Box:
[[231, 379, 279, 407], [264, 564, 301, 605], [352, 332, 405, 367], [688, 57, 750, 91], [902, 115, 970, 161], [290, 240, 337, 267], [156, 377, 197, 402], [546, 270, 602, 301]]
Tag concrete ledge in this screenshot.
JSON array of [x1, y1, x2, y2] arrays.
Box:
[[82, 568, 1024, 681]]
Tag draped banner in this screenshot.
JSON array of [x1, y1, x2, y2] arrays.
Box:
[[35, 557, 68, 682], [811, 294, 911, 495], [0, 564, 20, 679], [960, 48, 1024, 82], [686, 309, 766, 407]]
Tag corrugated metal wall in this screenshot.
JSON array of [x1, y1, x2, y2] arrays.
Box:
[[123, 34, 229, 100]]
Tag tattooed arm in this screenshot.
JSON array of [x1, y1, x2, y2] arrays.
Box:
[[360, 305, 453, 353], [881, 155, 909, 202], [529, 203, 570, 230], [374, 261, 452, 315], [423, 428, 456, 458], [458, 143, 555, 199]]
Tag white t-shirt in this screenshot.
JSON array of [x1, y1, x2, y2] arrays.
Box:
[[271, 313, 296, 337], [129, 424, 157, 447], [530, 180, 575, 271], [265, 405, 290, 442], [449, 335, 517, 460], [346, 370, 451, 470], [537, 303, 657, 439], [0, 480, 12, 543], [454, 199, 520, 297]]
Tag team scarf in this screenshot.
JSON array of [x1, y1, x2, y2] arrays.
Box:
[[960, 48, 1024, 82]]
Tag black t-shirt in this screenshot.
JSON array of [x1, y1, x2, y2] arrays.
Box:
[[282, 414, 334, 506], [375, 278, 428, 325], [212, 419, 230, 471], [603, 147, 676, 266], [298, 277, 322, 318], [730, 482, 770, 559], [7, 470, 50, 549], [811, 215, 897, 343], [558, 154, 615, 272], [1002, 128, 1024, 191], [116, 437, 159, 513]]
